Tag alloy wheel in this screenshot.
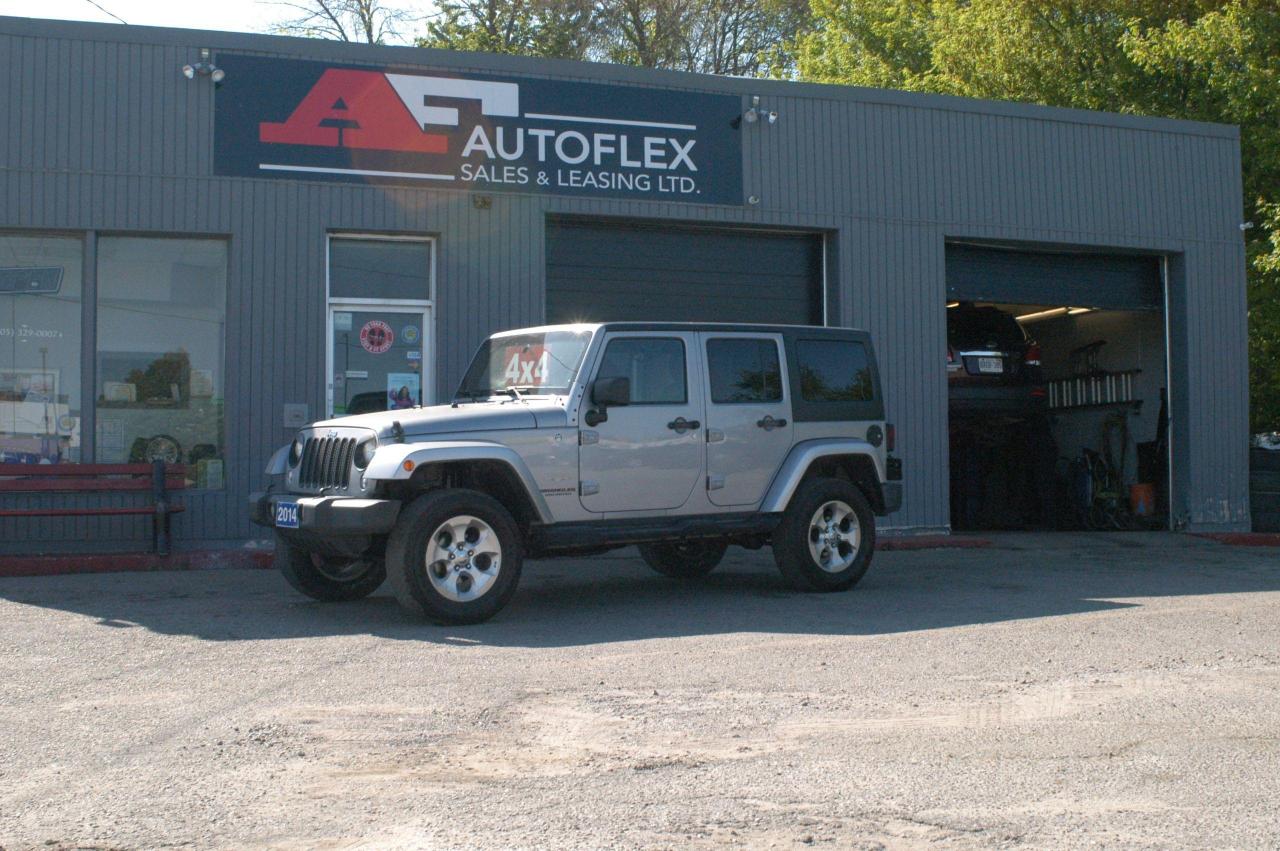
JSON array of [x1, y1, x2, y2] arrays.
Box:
[[425, 515, 503, 602], [807, 500, 860, 572]]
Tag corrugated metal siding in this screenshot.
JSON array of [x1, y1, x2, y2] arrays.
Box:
[[0, 18, 1250, 546]]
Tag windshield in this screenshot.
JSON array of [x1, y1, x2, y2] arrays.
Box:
[[455, 329, 594, 399]]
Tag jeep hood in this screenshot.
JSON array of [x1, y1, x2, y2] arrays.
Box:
[[313, 400, 559, 438]]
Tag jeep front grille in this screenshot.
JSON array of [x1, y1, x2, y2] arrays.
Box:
[[298, 437, 356, 489]]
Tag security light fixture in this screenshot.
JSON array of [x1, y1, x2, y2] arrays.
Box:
[[182, 48, 225, 83], [734, 96, 778, 129]]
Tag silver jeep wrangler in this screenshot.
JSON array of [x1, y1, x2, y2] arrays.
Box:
[[251, 323, 902, 624]]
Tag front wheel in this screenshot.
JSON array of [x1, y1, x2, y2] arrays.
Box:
[[275, 534, 386, 602], [772, 478, 876, 592], [386, 489, 523, 625], [638, 540, 728, 579]]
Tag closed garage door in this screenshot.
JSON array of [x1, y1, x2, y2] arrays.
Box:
[[947, 243, 1162, 310], [546, 219, 824, 325]]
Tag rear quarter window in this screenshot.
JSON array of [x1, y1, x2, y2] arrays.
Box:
[[797, 340, 874, 402], [786, 334, 884, 423]]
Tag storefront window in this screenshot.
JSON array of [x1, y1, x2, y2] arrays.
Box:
[[0, 234, 83, 464], [95, 237, 227, 488]]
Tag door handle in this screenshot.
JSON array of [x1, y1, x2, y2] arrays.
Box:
[[667, 417, 700, 433], [756, 415, 788, 431]]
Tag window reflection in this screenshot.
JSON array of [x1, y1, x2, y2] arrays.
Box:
[[95, 237, 227, 488], [0, 234, 83, 464]]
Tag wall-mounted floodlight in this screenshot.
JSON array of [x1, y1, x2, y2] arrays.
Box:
[[732, 96, 779, 129], [182, 48, 225, 83]]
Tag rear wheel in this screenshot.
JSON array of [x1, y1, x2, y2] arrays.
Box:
[[386, 489, 523, 625], [638, 539, 728, 580], [275, 534, 385, 602], [772, 478, 875, 592]]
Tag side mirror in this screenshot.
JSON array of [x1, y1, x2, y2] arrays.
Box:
[[591, 376, 631, 407], [585, 376, 630, 426]]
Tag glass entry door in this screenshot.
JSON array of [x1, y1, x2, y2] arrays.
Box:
[[328, 305, 431, 417]]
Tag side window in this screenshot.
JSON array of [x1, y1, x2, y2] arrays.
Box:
[[707, 338, 783, 404], [595, 337, 687, 405], [797, 340, 874, 402]]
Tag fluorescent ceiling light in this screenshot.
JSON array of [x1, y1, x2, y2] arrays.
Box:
[[1067, 307, 1094, 314], [1015, 307, 1069, 322], [946, 301, 960, 308]]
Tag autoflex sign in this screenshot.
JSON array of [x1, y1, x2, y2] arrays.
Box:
[[214, 54, 744, 204]]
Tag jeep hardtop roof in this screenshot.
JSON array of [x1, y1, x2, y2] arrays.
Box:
[[493, 322, 872, 338]]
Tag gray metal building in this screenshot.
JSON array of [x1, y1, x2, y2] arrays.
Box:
[[0, 15, 1250, 552]]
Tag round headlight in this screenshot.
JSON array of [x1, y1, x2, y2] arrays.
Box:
[[288, 436, 304, 466], [355, 439, 376, 469]]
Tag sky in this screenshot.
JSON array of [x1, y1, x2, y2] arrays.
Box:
[[2, 0, 419, 42]]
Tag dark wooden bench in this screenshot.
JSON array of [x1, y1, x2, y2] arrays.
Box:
[[0, 461, 186, 554]]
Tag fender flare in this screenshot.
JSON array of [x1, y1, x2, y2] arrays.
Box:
[[759, 438, 885, 514], [364, 440, 553, 523], [264, 444, 291, 476]]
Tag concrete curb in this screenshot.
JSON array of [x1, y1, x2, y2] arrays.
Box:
[[880, 535, 992, 551], [0, 550, 274, 577], [1191, 532, 1280, 548]]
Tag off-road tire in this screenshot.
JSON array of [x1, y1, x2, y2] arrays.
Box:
[[772, 477, 875, 592], [275, 534, 386, 602], [638, 540, 728, 579], [386, 489, 523, 625]]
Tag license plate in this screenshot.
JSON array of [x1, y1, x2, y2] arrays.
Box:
[[275, 501, 300, 529], [977, 357, 1004, 374]]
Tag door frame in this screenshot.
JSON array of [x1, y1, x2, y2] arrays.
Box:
[[324, 233, 436, 417]]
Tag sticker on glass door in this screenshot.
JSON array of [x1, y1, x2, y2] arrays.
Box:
[[331, 308, 427, 415]]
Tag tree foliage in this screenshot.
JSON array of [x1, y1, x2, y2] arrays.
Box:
[[269, 0, 415, 43], [421, 0, 596, 58], [796, 0, 1280, 431], [417, 0, 808, 75]]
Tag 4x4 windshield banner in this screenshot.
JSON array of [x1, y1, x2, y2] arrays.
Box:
[[214, 54, 745, 205]]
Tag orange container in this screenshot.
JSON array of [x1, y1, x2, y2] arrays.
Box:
[[1129, 483, 1155, 517]]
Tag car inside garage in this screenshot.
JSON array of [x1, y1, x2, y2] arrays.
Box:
[[946, 243, 1170, 531]]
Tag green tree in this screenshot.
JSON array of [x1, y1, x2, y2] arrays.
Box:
[[796, 0, 1280, 430], [270, 0, 413, 43], [418, 0, 809, 72], [419, 0, 595, 58]]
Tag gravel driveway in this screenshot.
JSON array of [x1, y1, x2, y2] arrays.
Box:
[[2, 533, 1278, 850]]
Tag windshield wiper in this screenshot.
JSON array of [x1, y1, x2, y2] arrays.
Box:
[[506, 385, 546, 400], [452, 390, 488, 406]]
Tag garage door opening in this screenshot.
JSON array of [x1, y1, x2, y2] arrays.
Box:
[[945, 244, 1170, 532], [546, 218, 825, 326]]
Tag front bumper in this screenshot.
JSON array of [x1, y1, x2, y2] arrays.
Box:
[[249, 491, 400, 535]]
